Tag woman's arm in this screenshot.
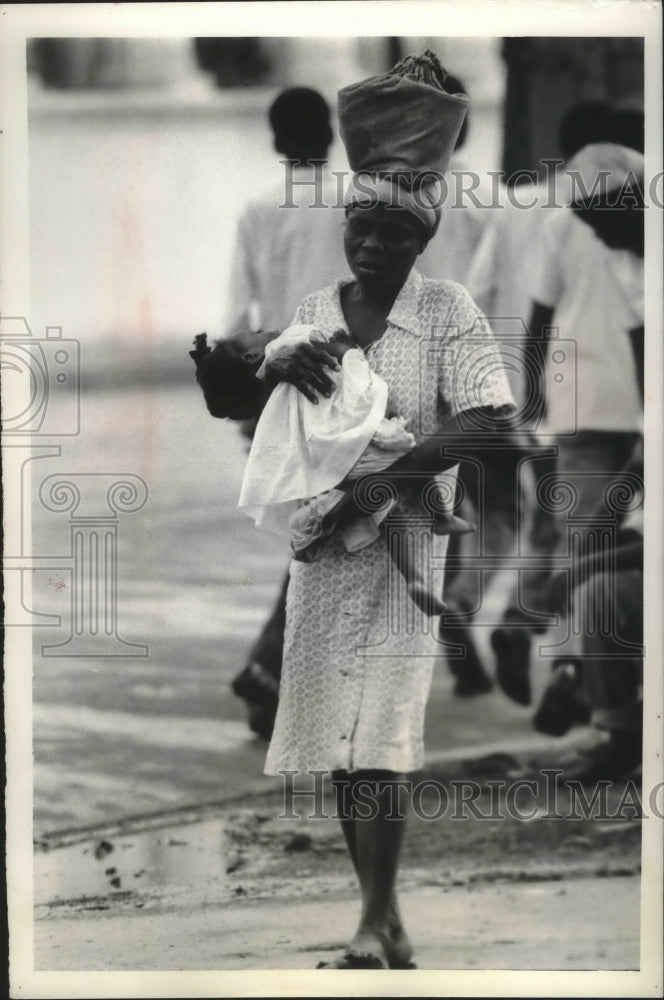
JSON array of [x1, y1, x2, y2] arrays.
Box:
[[373, 405, 517, 481], [326, 405, 524, 529]]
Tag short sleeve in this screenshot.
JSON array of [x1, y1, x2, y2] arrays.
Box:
[[288, 292, 318, 327], [531, 210, 566, 308], [437, 284, 516, 421]]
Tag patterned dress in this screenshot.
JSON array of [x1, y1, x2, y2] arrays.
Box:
[[264, 269, 515, 776]]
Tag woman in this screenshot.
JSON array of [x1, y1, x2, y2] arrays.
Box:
[[261, 54, 516, 970]]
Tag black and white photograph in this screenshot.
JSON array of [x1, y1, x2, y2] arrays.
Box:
[[2, 2, 663, 996]]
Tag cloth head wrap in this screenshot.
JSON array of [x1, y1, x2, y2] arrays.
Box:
[[343, 172, 443, 235], [565, 142, 644, 205]]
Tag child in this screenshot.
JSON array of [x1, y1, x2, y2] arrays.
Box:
[[238, 323, 474, 616], [189, 328, 277, 425]]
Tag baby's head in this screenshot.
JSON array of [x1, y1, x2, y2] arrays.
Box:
[[193, 329, 280, 420]]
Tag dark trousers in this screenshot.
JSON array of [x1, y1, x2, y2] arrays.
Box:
[[503, 430, 642, 630], [246, 571, 289, 681], [574, 569, 643, 734]]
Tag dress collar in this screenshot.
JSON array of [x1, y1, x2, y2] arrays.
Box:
[[387, 268, 423, 334], [332, 268, 423, 337]]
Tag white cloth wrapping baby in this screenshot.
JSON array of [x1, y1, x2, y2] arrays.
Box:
[[238, 324, 415, 536]]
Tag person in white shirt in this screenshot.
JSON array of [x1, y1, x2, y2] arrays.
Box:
[[417, 73, 495, 286], [448, 102, 620, 702], [492, 142, 644, 717], [224, 87, 349, 336]]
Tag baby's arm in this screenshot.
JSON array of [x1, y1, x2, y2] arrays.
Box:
[[321, 328, 357, 362]]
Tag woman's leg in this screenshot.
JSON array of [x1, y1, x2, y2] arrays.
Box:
[[326, 770, 414, 968]]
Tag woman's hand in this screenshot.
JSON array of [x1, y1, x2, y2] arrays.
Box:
[[264, 339, 341, 404]]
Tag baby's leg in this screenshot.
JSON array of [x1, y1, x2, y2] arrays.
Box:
[[425, 478, 476, 536], [384, 512, 446, 617]]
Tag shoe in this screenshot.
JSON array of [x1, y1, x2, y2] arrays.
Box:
[[491, 627, 532, 706], [247, 702, 277, 741], [231, 660, 279, 703], [532, 661, 590, 737], [562, 730, 642, 782]]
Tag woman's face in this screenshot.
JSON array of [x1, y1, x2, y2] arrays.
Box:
[[344, 203, 427, 290]]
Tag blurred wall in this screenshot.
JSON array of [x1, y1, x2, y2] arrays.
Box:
[[27, 36, 504, 373], [502, 37, 644, 178], [28, 87, 351, 363]]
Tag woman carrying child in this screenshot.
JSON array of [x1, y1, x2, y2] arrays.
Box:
[[243, 52, 517, 969]]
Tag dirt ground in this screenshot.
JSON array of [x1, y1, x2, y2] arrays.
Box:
[[35, 774, 643, 973]]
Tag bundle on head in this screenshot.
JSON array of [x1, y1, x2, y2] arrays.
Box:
[[389, 49, 451, 91], [190, 329, 278, 421], [337, 48, 469, 184]]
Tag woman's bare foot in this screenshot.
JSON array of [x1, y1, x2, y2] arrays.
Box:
[[317, 927, 388, 969], [407, 581, 446, 616], [381, 897, 416, 968], [382, 924, 415, 968]]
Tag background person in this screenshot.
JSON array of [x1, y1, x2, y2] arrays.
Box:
[[223, 86, 349, 336], [447, 101, 620, 702], [495, 142, 644, 725], [417, 72, 496, 286], [544, 465, 643, 781]]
